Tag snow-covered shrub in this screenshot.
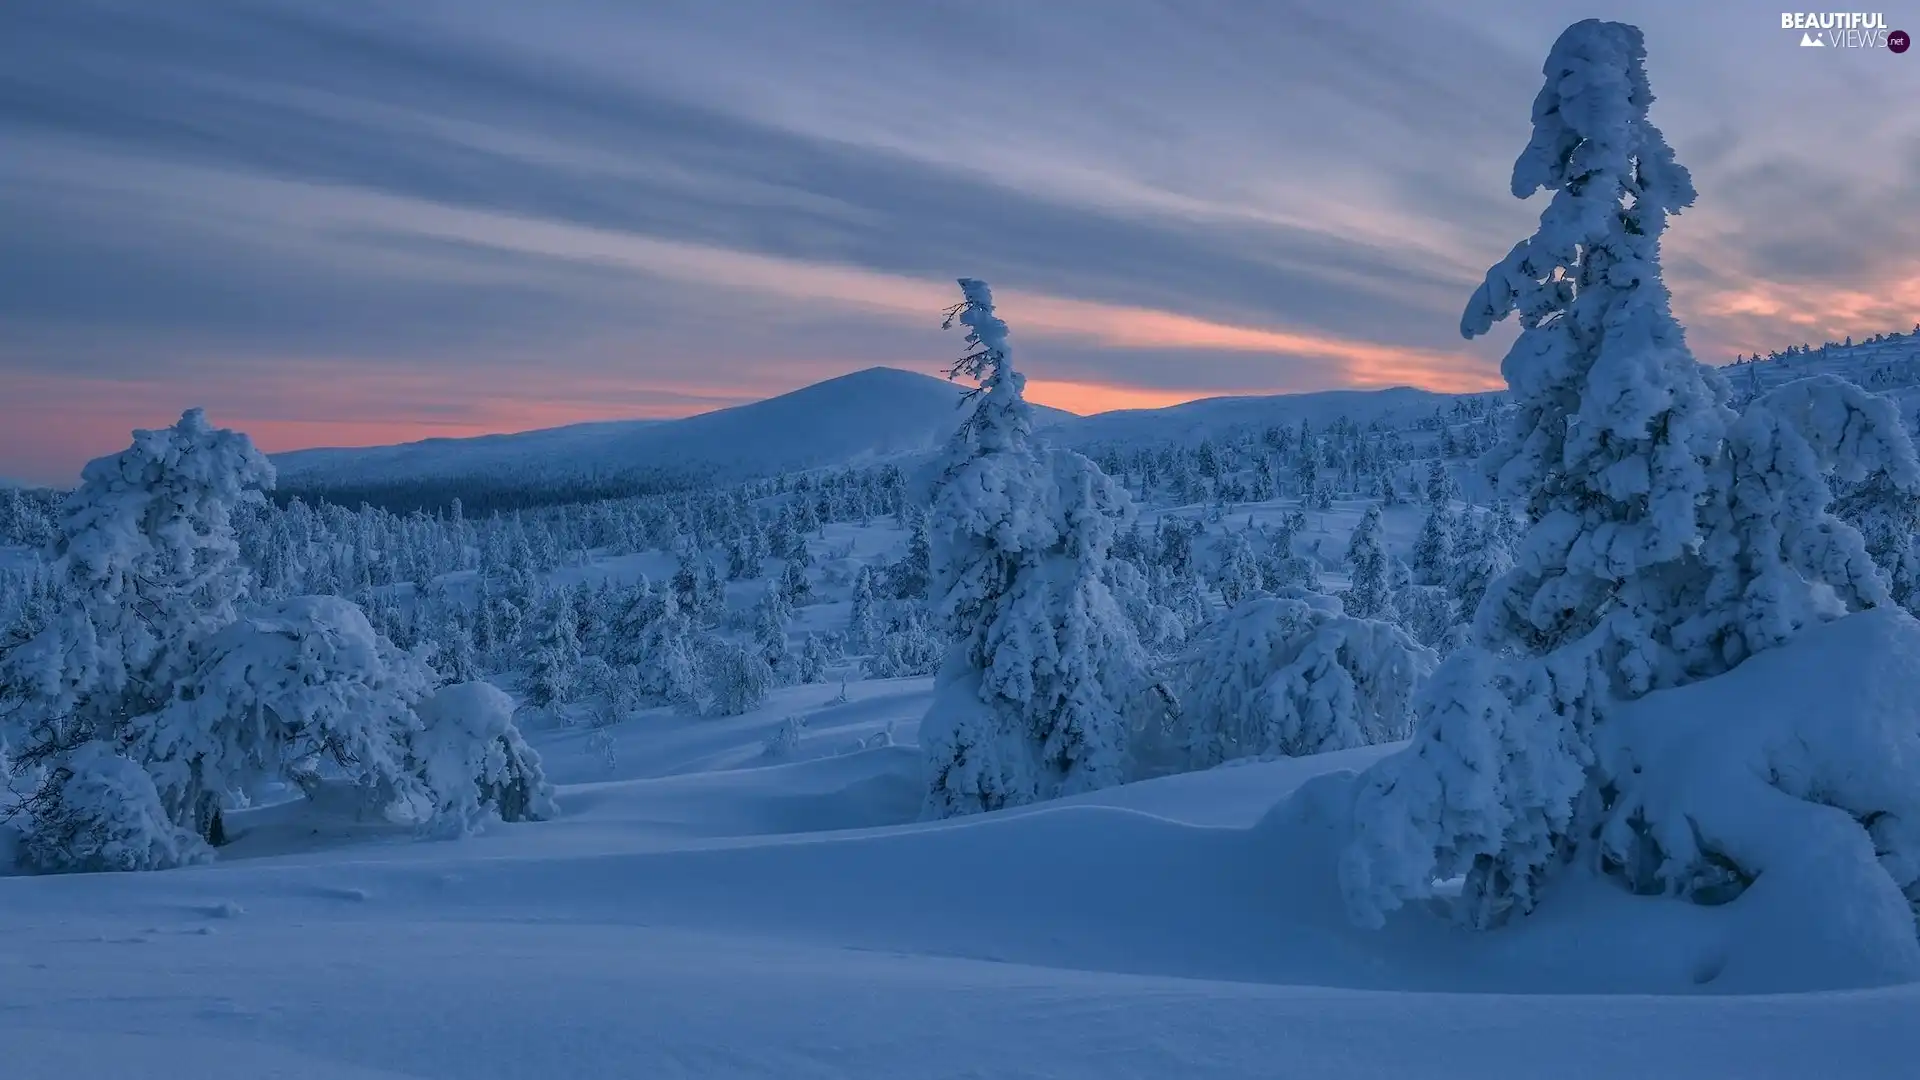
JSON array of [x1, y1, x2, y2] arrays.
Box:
[[138, 595, 431, 840], [762, 715, 807, 760], [919, 279, 1150, 817], [17, 741, 208, 873], [0, 408, 276, 865], [700, 638, 772, 717], [1391, 581, 1458, 653], [411, 681, 556, 834], [1166, 593, 1434, 774], [1677, 374, 1920, 670], [864, 608, 943, 678]]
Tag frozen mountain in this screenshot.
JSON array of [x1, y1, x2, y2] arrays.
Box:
[[273, 370, 1486, 507], [273, 366, 1075, 505], [268, 330, 1920, 509], [1056, 386, 1491, 448]]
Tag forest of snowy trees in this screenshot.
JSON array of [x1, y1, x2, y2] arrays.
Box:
[[0, 18, 1916, 965]]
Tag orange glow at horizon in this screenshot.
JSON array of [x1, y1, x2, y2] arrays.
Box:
[[1023, 379, 1256, 415]]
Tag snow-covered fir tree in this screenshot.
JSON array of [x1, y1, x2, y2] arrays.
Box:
[[1214, 528, 1265, 606], [846, 565, 886, 653], [918, 279, 1149, 817], [1342, 21, 1920, 942], [700, 637, 772, 717], [523, 588, 582, 713], [797, 632, 831, 684], [1, 409, 275, 865], [1340, 504, 1391, 619], [751, 583, 793, 678], [1410, 504, 1454, 587], [1162, 592, 1434, 773]]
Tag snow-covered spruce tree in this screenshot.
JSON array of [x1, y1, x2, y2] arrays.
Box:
[[1833, 452, 1920, 619], [1410, 504, 1454, 587], [847, 565, 886, 653], [1215, 529, 1265, 607], [780, 539, 815, 606], [1166, 593, 1434, 773], [1675, 374, 1920, 669], [1, 408, 273, 868], [138, 595, 435, 836], [918, 279, 1149, 817], [751, 583, 793, 679], [522, 589, 581, 714], [1342, 21, 1920, 934], [798, 632, 831, 684], [1341, 20, 1734, 927], [885, 505, 932, 601], [699, 637, 771, 717], [864, 607, 944, 678], [1340, 504, 1391, 619]]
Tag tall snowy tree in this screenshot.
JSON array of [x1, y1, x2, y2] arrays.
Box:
[[1341, 505, 1391, 619], [1341, 22, 1920, 942], [1410, 504, 1455, 587], [1, 409, 274, 866], [1343, 20, 1731, 928], [918, 279, 1149, 817], [847, 565, 886, 653], [523, 589, 582, 713]]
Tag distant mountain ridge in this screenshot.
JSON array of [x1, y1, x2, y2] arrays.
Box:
[[273, 367, 1073, 506], [272, 332, 1920, 509], [271, 365, 1468, 505]]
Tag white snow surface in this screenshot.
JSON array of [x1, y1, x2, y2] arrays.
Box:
[[3, 669, 1915, 1078]]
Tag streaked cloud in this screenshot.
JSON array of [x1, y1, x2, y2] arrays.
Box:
[[0, 0, 1913, 484]]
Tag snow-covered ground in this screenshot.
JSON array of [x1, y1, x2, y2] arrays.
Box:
[[6, 669, 1915, 1079]]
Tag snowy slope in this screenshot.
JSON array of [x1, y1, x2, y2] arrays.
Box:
[[273, 366, 1077, 495], [1057, 385, 1485, 447], [4, 671, 1915, 1079]]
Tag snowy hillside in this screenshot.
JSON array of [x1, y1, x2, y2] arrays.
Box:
[[271, 329, 1920, 512], [9, 17, 1920, 1078], [1061, 385, 1486, 448], [6, 671, 1917, 1078], [273, 366, 1076, 504]]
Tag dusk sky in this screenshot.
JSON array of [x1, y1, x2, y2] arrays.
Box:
[[3, 0, 1915, 485]]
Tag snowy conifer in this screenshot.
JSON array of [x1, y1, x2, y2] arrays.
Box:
[[700, 637, 772, 717], [1, 409, 273, 866], [139, 595, 433, 840], [1167, 593, 1434, 773], [865, 606, 944, 678], [1339, 21, 1888, 930], [751, 583, 793, 676], [1410, 505, 1454, 587], [1340, 505, 1391, 619], [1215, 529, 1265, 606], [847, 566, 886, 653], [798, 632, 831, 683], [918, 279, 1149, 817], [523, 589, 581, 713]]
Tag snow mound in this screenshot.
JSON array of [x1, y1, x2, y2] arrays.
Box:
[[1602, 606, 1920, 989]]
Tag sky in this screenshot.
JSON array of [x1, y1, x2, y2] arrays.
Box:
[[2, 0, 1916, 485]]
